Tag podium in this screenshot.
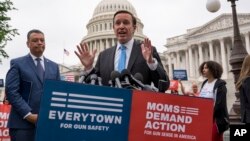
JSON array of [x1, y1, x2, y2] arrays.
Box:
[[35, 80, 213, 141]]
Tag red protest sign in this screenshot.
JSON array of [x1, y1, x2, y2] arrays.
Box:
[[129, 91, 213, 141], [0, 104, 11, 141], [168, 80, 179, 91]]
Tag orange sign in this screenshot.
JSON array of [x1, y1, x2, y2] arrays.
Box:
[[129, 91, 213, 141]]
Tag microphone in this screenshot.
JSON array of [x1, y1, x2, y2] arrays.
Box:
[[90, 74, 98, 85], [110, 71, 122, 88], [131, 73, 158, 92], [158, 79, 170, 93], [134, 73, 143, 82], [97, 77, 103, 86], [108, 80, 114, 87], [130, 73, 144, 89], [120, 69, 131, 84], [78, 71, 88, 83], [120, 69, 138, 89]]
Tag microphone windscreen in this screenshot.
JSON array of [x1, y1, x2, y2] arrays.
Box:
[[121, 69, 130, 80], [110, 71, 120, 81], [134, 73, 144, 82], [90, 74, 98, 80], [158, 80, 169, 93], [79, 71, 88, 76]]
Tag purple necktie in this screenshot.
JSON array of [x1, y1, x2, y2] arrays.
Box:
[[36, 58, 44, 81]]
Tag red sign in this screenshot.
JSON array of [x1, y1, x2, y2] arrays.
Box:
[[0, 104, 11, 141], [129, 91, 213, 141], [168, 80, 179, 91]]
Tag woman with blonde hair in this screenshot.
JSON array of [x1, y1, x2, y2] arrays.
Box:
[[236, 55, 250, 123]]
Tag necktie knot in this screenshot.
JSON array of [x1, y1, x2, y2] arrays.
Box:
[[120, 45, 126, 50], [36, 58, 41, 61]]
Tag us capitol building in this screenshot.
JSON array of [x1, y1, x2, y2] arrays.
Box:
[[81, 0, 145, 58], [164, 13, 250, 81], [60, 0, 250, 83]]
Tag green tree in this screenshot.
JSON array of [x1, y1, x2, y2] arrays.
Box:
[[0, 0, 19, 63]]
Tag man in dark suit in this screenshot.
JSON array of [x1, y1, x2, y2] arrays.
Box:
[[75, 10, 168, 87], [5, 29, 60, 141]]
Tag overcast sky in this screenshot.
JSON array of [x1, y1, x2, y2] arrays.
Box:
[[1, 0, 250, 79]]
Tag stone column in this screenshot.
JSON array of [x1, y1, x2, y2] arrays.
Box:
[[100, 39, 104, 52], [89, 42, 93, 51], [112, 38, 115, 46], [244, 32, 250, 54], [194, 47, 199, 78], [185, 50, 189, 76], [188, 46, 194, 78], [176, 51, 180, 69], [106, 39, 109, 49], [208, 41, 214, 60], [215, 44, 220, 63], [204, 46, 209, 61], [198, 43, 203, 65], [168, 54, 173, 79], [219, 38, 228, 79], [227, 39, 233, 73], [94, 40, 97, 52]]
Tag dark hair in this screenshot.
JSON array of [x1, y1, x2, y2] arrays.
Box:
[[199, 61, 223, 79], [27, 29, 44, 40], [113, 10, 137, 26]]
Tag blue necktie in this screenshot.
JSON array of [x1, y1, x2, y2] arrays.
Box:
[[118, 45, 126, 72], [36, 58, 44, 81]]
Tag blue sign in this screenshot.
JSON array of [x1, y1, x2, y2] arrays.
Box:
[[173, 69, 188, 80], [35, 80, 132, 141]]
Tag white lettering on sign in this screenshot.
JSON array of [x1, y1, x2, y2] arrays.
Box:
[[48, 110, 122, 124], [146, 111, 192, 123], [144, 121, 185, 132]]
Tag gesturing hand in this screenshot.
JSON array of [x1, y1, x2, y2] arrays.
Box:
[[75, 42, 97, 70], [141, 38, 154, 64]]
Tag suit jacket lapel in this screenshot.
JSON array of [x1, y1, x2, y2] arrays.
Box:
[[26, 54, 43, 84], [109, 46, 117, 72], [44, 57, 49, 79], [127, 40, 140, 71]]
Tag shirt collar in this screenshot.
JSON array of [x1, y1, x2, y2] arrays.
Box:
[[116, 38, 134, 51], [30, 53, 44, 61]]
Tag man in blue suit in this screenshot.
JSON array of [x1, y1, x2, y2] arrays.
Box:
[[5, 29, 60, 141], [75, 10, 168, 87]]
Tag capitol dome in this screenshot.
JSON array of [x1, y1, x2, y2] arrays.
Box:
[[93, 0, 137, 18], [81, 0, 145, 55]]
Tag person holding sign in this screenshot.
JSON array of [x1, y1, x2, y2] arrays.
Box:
[[236, 55, 250, 123], [179, 80, 199, 96], [5, 29, 60, 141], [199, 61, 229, 141]]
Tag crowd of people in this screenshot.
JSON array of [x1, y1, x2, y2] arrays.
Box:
[[2, 9, 250, 141]]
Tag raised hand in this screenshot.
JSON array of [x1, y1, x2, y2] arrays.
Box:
[[75, 42, 97, 70], [141, 38, 154, 64]]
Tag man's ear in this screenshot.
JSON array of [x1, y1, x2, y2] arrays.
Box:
[[132, 25, 137, 34], [133, 25, 137, 30]]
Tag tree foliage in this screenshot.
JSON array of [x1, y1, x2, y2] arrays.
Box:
[[0, 0, 19, 61]]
